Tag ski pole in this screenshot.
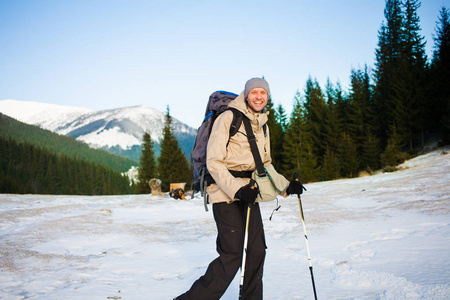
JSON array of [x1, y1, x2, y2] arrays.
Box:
[[294, 172, 317, 300], [239, 203, 251, 300]]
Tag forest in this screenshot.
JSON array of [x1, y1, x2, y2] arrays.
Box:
[[0, 135, 133, 195], [0, 113, 137, 173], [265, 0, 449, 182]]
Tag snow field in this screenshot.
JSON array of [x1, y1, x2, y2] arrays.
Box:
[[0, 148, 449, 299]]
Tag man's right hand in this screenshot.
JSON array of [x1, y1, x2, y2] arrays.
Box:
[[235, 179, 259, 204]]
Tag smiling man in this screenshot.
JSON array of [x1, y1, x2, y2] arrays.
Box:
[[245, 79, 269, 113], [174, 78, 302, 300]]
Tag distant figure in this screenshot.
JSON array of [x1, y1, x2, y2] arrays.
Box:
[[148, 178, 163, 196]]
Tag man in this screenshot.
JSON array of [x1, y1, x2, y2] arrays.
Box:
[[175, 78, 303, 300]]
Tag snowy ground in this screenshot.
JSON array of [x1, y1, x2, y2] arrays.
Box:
[[1, 148, 449, 300]]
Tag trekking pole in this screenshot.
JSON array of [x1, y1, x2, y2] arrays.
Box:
[[239, 203, 251, 300], [294, 172, 317, 300]]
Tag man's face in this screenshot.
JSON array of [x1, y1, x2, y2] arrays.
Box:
[[246, 87, 268, 113]]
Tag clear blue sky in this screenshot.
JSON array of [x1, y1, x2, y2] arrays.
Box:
[[0, 0, 448, 128]]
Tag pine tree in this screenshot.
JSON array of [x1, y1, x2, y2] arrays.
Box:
[[304, 78, 331, 168], [323, 79, 343, 180], [136, 132, 156, 194], [283, 92, 304, 177], [348, 66, 377, 170], [338, 132, 359, 178], [272, 104, 288, 174], [283, 92, 320, 182], [361, 129, 381, 172], [430, 6, 450, 144], [324, 79, 343, 154], [381, 122, 409, 169], [157, 106, 191, 192], [373, 0, 404, 147], [265, 97, 284, 171], [393, 0, 428, 150], [322, 145, 340, 180]]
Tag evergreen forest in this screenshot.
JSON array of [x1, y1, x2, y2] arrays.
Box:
[[0, 135, 133, 195], [265, 1, 450, 182]]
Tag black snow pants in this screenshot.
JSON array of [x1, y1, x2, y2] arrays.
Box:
[[176, 201, 267, 300]]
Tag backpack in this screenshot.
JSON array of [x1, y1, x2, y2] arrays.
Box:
[[191, 91, 243, 207], [191, 90, 267, 211]]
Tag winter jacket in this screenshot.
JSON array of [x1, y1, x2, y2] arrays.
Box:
[[206, 91, 289, 204]]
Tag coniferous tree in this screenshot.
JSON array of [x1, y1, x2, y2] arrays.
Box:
[[322, 145, 340, 180], [393, 0, 428, 150], [265, 97, 284, 171], [283, 92, 320, 182], [381, 123, 409, 169], [157, 106, 191, 192], [282, 92, 304, 177], [304, 78, 331, 170], [338, 132, 360, 177], [348, 66, 378, 170], [361, 129, 381, 171], [272, 104, 288, 174], [323, 79, 343, 180], [373, 0, 404, 148], [349, 67, 374, 142], [430, 6, 450, 144], [136, 132, 156, 194], [324, 79, 343, 149]]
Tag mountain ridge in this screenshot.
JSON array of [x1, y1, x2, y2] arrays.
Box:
[[0, 100, 197, 161], [0, 113, 137, 173]]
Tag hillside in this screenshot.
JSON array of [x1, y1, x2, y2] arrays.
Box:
[[0, 100, 197, 161], [0, 135, 133, 195], [0, 113, 138, 172]]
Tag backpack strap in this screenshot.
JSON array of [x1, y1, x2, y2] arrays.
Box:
[[227, 107, 243, 138], [242, 117, 267, 177]]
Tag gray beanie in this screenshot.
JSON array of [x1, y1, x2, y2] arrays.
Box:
[[244, 77, 270, 99]]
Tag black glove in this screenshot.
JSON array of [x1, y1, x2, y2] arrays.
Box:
[[286, 176, 306, 196], [235, 179, 259, 204]]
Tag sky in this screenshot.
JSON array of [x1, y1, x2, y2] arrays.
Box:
[[0, 0, 449, 128]]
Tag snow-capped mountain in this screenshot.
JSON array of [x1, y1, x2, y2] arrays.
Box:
[[0, 99, 94, 129], [0, 100, 197, 160]]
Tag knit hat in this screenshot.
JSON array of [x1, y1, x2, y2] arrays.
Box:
[[244, 78, 270, 99]]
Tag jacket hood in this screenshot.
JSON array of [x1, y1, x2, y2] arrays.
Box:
[[228, 92, 268, 129]]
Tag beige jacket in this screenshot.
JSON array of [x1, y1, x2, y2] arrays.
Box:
[[206, 92, 288, 203]]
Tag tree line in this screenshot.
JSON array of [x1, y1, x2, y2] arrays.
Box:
[[137, 0, 449, 190], [0, 135, 133, 195], [0, 113, 137, 173], [269, 0, 449, 182]]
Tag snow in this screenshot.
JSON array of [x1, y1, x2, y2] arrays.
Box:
[[1, 148, 449, 299], [0, 100, 196, 150], [80, 126, 142, 149], [0, 99, 93, 131]]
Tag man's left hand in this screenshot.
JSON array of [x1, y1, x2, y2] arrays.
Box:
[[286, 178, 305, 195]]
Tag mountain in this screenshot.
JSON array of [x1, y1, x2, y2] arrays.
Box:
[[0, 100, 197, 161], [0, 113, 138, 173]]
